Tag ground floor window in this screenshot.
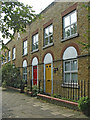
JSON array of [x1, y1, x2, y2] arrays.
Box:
[[23, 67, 27, 82], [64, 59, 78, 84], [23, 60, 27, 83], [63, 46, 78, 84]]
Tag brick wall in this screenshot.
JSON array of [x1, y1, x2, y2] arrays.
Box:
[[3, 2, 89, 98]]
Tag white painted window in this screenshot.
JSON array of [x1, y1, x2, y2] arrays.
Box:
[[23, 60, 27, 82], [63, 46, 78, 84], [12, 47, 15, 60], [44, 24, 53, 46], [23, 40, 27, 55], [32, 33, 38, 51], [63, 60, 78, 84], [17, 33, 21, 40], [63, 10, 77, 38], [8, 50, 10, 61]]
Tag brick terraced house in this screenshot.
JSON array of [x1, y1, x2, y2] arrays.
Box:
[[2, 2, 90, 100]]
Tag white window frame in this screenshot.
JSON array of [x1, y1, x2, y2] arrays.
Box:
[[63, 59, 78, 84], [8, 50, 10, 61], [44, 24, 53, 46], [32, 33, 38, 51], [12, 47, 15, 60], [23, 60, 27, 82], [23, 67, 27, 82], [23, 40, 27, 55], [63, 10, 77, 38]]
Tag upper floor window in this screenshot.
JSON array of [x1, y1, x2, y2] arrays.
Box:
[[44, 24, 53, 46], [8, 50, 10, 61], [12, 47, 15, 60], [23, 40, 27, 55], [63, 10, 77, 38], [32, 33, 38, 51]]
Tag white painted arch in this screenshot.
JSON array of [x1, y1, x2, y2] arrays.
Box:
[[63, 46, 78, 60], [23, 60, 27, 67], [32, 57, 38, 66], [44, 53, 53, 64]]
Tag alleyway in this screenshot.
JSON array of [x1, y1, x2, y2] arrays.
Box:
[[2, 88, 89, 118]]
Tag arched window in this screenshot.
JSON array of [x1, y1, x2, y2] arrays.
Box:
[[63, 47, 78, 84], [23, 60, 27, 83]]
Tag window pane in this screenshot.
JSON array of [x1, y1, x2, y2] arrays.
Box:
[[49, 35, 53, 43], [24, 48, 27, 54], [64, 16, 70, 27], [36, 42, 38, 49], [33, 44, 35, 50], [25, 75, 27, 81], [71, 24, 77, 35], [49, 25, 53, 35], [71, 11, 77, 24], [36, 34, 38, 42], [45, 28, 49, 37], [71, 73, 78, 83], [71, 60, 77, 70], [44, 37, 48, 45], [65, 61, 70, 71], [65, 73, 70, 83], [24, 41, 27, 48], [24, 68, 27, 73], [65, 27, 70, 37]]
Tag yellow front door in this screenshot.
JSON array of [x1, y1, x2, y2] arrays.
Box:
[[45, 64, 51, 94]]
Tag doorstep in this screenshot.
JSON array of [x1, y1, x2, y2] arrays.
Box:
[[37, 93, 79, 110]]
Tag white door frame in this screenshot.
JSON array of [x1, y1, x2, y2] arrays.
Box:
[[32, 57, 38, 86], [43, 53, 53, 94]]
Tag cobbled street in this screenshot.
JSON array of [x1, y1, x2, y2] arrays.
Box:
[[2, 88, 90, 118]]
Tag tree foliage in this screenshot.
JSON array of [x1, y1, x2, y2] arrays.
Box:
[[1, 0, 37, 40], [2, 63, 21, 88]]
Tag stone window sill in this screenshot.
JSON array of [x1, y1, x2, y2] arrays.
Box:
[[31, 49, 39, 54], [42, 43, 54, 49], [22, 53, 28, 57], [12, 58, 16, 61], [61, 83, 79, 89], [61, 33, 79, 42]]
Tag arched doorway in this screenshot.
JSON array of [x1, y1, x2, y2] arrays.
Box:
[[44, 53, 53, 94], [32, 57, 38, 86]]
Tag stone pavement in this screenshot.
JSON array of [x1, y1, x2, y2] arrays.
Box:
[[2, 88, 90, 118]]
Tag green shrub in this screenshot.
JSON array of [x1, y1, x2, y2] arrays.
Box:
[[39, 87, 43, 94], [2, 63, 21, 88], [32, 85, 43, 96], [78, 96, 90, 116], [32, 85, 39, 97], [2, 81, 7, 88]]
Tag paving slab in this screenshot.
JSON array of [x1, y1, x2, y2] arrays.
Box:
[[2, 88, 90, 118]]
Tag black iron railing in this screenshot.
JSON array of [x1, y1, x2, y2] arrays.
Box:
[[30, 79, 90, 100]]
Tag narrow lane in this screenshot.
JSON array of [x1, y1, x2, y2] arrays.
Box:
[[2, 88, 89, 118]]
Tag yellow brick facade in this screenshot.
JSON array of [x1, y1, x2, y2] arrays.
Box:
[[2, 2, 90, 99]]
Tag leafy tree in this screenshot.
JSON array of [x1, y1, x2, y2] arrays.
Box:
[[1, 0, 37, 40], [2, 63, 21, 88], [80, 4, 90, 50]]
